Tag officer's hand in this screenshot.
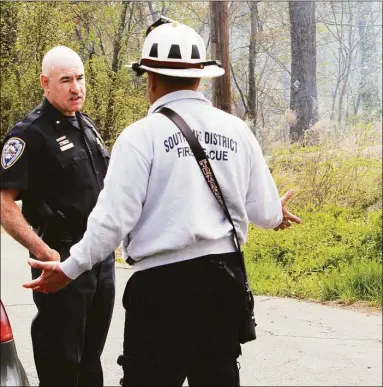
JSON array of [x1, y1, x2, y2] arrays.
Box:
[[22, 259, 72, 293], [36, 247, 61, 262], [48, 249, 60, 262], [274, 189, 302, 231]]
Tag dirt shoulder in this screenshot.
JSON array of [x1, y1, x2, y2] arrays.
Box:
[[307, 298, 382, 315]]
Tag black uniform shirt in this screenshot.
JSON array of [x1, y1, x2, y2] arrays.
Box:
[[0, 98, 110, 237]]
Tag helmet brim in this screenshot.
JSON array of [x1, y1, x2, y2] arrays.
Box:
[[139, 65, 225, 78]]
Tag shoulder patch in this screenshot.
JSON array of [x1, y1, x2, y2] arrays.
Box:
[[1, 137, 26, 169]]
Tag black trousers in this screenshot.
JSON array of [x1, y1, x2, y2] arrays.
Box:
[[118, 252, 245, 387], [30, 241, 115, 387]]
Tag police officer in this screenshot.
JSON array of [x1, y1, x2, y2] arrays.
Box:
[[24, 21, 300, 387], [0, 46, 115, 387]]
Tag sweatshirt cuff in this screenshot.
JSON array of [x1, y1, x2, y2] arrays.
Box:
[[60, 256, 86, 280], [271, 211, 283, 229]]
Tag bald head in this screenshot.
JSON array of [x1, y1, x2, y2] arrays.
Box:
[[40, 46, 86, 116], [42, 46, 84, 76]]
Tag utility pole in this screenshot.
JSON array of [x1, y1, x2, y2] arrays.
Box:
[[210, 1, 232, 113]]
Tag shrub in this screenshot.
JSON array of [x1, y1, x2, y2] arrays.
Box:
[[244, 207, 382, 306], [268, 123, 382, 212]]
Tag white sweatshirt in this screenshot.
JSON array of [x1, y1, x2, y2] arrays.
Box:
[[60, 90, 282, 279]]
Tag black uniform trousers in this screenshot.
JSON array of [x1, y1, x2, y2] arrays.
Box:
[[119, 252, 245, 387], [31, 241, 115, 387]]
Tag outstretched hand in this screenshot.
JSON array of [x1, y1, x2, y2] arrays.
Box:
[[274, 189, 302, 231], [23, 259, 72, 293]]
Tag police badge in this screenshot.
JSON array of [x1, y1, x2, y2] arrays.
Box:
[[1, 137, 26, 169]]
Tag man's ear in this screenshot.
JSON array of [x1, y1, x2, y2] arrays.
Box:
[[40, 74, 48, 90], [148, 72, 158, 93]]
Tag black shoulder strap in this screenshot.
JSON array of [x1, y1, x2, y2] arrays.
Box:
[[79, 114, 104, 143], [157, 106, 242, 253]]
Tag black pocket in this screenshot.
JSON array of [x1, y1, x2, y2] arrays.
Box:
[[56, 148, 88, 168]]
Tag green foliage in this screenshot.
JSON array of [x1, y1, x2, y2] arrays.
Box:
[[321, 260, 382, 306], [269, 125, 382, 211], [244, 206, 382, 306], [246, 128, 382, 306]]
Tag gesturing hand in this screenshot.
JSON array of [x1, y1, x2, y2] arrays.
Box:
[[23, 259, 72, 293], [274, 189, 302, 231]]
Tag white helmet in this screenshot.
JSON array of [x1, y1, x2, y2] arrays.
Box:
[[130, 17, 224, 78]]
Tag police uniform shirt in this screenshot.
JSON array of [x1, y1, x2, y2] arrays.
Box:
[[60, 90, 283, 280], [0, 98, 110, 236]]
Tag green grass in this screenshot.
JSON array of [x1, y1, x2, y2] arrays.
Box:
[[116, 256, 125, 264], [244, 206, 382, 307], [320, 260, 382, 306]]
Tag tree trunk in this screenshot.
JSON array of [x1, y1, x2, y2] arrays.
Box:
[[87, 44, 102, 129], [209, 1, 231, 113], [289, 1, 318, 140], [337, 4, 353, 124], [357, 2, 381, 120], [248, 1, 258, 131], [331, 78, 341, 121], [103, 1, 130, 145], [147, 2, 158, 23]]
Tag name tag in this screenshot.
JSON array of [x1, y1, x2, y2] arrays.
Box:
[[59, 139, 70, 146], [60, 143, 74, 152]]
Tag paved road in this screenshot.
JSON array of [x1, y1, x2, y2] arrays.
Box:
[[1, 233, 382, 386]]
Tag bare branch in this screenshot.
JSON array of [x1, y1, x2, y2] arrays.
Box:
[[230, 62, 248, 112]]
